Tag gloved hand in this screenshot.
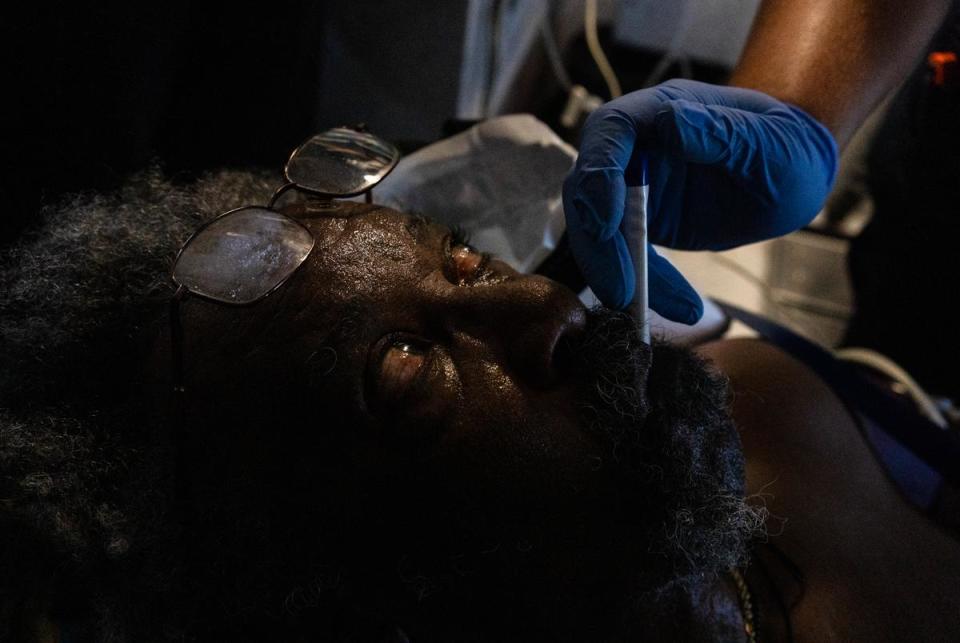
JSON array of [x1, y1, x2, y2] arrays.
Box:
[[563, 79, 838, 324]]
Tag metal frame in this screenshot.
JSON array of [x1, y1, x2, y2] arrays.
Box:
[[281, 126, 400, 198], [170, 205, 316, 307], [169, 126, 399, 395]]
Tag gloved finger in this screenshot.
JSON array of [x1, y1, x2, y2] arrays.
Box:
[[565, 222, 635, 310], [656, 98, 837, 189], [576, 105, 638, 173], [654, 99, 741, 166], [656, 78, 783, 114], [646, 245, 703, 325], [563, 166, 628, 243], [654, 98, 837, 240], [564, 106, 638, 241]]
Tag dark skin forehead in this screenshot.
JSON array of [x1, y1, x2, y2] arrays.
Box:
[[289, 202, 435, 329]]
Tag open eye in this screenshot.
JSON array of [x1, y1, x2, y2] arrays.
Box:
[[375, 334, 429, 403], [446, 228, 492, 285], [450, 244, 485, 283]]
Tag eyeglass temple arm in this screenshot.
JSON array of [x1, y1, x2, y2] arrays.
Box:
[[169, 285, 187, 394], [168, 285, 196, 527]]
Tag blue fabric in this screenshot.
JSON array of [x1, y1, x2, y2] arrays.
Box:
[[859, 414, 943, 509], [563, 79, 838, 323]]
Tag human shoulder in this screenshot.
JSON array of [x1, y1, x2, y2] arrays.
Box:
[[698, 337, 960, 641]]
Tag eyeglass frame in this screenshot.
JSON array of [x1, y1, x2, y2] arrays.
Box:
[[168, 127, 399, 395], [162, 127, 398, 527]]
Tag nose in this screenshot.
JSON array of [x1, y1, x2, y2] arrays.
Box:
[[427, 272, 588, 388]]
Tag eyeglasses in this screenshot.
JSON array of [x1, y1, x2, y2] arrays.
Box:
[[168, 126, 400, 393]]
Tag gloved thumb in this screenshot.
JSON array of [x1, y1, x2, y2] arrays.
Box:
[[646, 245, 704, 325]]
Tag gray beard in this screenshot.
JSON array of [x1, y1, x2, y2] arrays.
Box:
[[375, 308, 768, 641], [568, 307, 766, 594]]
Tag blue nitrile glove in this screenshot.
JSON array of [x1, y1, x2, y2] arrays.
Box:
[[562, 79, 838, 324]]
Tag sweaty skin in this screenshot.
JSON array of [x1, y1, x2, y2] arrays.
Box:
[[171, 201, 959, 641]]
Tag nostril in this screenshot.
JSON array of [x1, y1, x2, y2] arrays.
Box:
[[547, 299, 588, 381], [551, 324, 586, 380]]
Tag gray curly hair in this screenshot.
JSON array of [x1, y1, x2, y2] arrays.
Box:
[[0, 166, 278, 640]]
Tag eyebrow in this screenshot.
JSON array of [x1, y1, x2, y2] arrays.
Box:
[[325, 301, 371, 346]]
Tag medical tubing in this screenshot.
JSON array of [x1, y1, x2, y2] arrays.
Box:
[[584, 0, 622, 99], [641, 2, 694, 88], [835, 347, 948, 428]]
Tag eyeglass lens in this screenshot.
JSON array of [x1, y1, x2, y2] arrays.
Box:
[[173, 207, 315, 304], [285, 127, 399, 197]]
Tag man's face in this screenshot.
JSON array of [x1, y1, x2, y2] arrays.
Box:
[[258, 202, 628, 580], [285, 202, 597, 458], [183, 201, 753, 625]]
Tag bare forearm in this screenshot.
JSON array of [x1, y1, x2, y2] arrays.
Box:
[[729, 0, 952, 147]]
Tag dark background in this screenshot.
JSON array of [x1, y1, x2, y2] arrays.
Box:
[[3, 2, 468, 245]]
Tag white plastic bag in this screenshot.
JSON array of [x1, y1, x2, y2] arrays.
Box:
[[374, 114, 573, 273]]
